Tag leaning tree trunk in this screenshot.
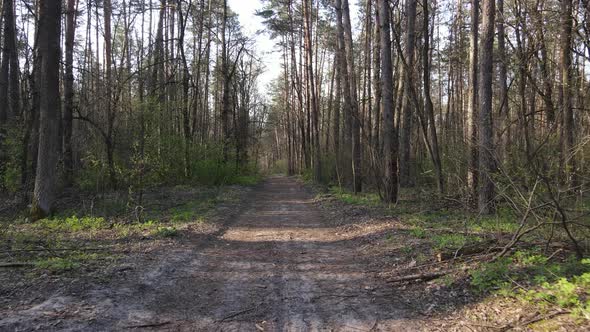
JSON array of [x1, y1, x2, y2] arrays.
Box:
[[31, 0, 62, 220]]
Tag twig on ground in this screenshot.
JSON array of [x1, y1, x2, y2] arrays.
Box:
[[216, 307, 255, 322], [387, 270, 450, 283], [499, 310, 570, 331], [0, 262, 35, 268], [0, 247, 114, 254], [124, 321, 171, 329]]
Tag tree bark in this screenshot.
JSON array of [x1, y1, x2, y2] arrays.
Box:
[[31, 0, 62, 219], [399, 0, 417, 187], [467, 0, 479, 202], [423, 0, 444, 194], [478, 0, 495, 214], [341, 0, 362, 193], [63, 0, 78, 186], [379, 0, 398, 203]]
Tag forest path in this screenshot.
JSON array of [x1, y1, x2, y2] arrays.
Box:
[[3, 176, 423, 331]]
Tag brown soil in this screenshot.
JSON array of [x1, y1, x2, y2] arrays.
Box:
[[0, 176, 426, 331], [1, 176, 583, 331]]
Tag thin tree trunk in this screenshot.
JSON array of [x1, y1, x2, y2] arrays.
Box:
[[63, 0, 78, 186], [379, 0, 398, 203], [478, 0, 496, 214]]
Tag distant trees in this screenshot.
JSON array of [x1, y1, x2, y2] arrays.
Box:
[[259, 0, 590, 214], [0, 0, 265, 218], [1, 0, 590, 219]]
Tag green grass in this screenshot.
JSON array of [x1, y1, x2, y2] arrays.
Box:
[[152, 226, 178, 238], [34, 215, 107, 232], [409, 227, 427, 238], [471, 251, 590, 320], [34, 252, 105, 273], [329, 186, 381, 206], [432, 233, 482, 250]]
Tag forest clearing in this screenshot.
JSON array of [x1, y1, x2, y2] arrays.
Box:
[[1, 0, 590, 330]]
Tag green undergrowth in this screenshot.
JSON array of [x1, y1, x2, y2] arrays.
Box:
[[470, 250, 590, 320], [0, 185, 246, 274], [325, 186, 381, 206]]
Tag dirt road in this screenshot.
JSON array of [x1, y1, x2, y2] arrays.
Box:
[[2, 176, 422, 331]]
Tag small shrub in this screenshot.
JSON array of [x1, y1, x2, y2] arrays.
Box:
[[470, 257, 511, 293], [410, 227, 427, 238], [36, 257, 80, 272], [153, 226, 178, 237], [432, 233, 481, 250]]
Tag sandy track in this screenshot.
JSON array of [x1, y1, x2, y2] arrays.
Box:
[[1, 176, 421, 331]]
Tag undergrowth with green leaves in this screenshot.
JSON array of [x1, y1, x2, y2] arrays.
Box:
[[471, 251, 590, 320], [0, 185, 247, 274]]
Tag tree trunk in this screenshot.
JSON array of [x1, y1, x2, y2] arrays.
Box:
[[422, 0, 444, 193], [467, 0, 479, 202], [63, 0, 78, 186], [560, 0, 575, 185], [104, 0, 116, 188], [341, 0, 362, 193], [379, 0, 398, 203], [31, 0, 62, 220], [399, 0, 417, 187], [478, 0, 495, 214]]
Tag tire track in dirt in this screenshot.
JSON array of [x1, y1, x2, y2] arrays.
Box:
[[1, 176, 421, 331]]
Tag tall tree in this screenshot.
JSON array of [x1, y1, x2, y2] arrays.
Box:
[[341, 0, 362, 193], [399, 0, 417, 187], [560, 0, 575, 184], [478, 0, 496, 214], [31, 0, 62, 219], [467, 0, 479, 202], [379, 0, 398, 203], [0, 0, 20, 120], [422, 0, 444, 193], [303, 0, 321, 181], [63, 0, 78, 185]]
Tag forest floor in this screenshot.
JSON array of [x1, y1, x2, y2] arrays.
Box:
[[0, 176, 588, 331]]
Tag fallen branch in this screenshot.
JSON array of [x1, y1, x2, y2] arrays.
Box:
[[216, 307, 255, 322], [0, 262, 35, 268], [436, 240, 500, 262], [498, 310, 569, 331], [1, 247, 113, 254], [124, 321, 171, 329], [387, 271, 450, 283]]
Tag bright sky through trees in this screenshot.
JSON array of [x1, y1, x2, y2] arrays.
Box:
[[228, 0, 359, 92]]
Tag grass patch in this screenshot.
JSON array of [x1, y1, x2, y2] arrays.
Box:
[[152, 226, 178, 238], [409, 227, 427, 238], [432, 233, 482, 251], [329, 186, 381, 206], [34, 252, 106, 274], [34, 215, 107, 232], [230, 175, 262, 186], [470, 250, 590, 320]]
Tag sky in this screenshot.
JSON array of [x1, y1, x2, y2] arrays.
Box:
[[227, 0, 360, 94], [227, 0, 283, 93]]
